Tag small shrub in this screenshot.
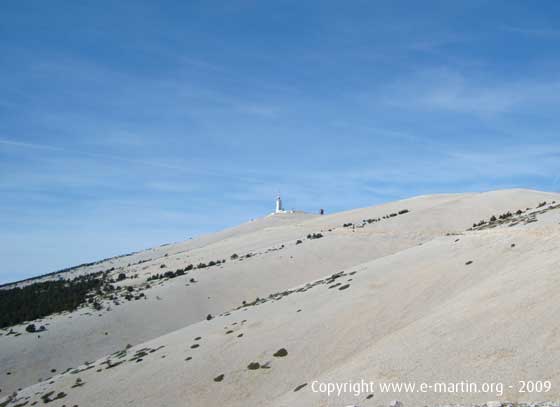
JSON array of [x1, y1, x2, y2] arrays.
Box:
[[230, 254, 239, 260], [117, 273, 126, 281], [293, 383, 307, 392], [273, 348, 288, 357], [307, 233, 323, 240], [247, 362, 260, 370], [25, 323, 36, 333], [295, 240, 302, 245]]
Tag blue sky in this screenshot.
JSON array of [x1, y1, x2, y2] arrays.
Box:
[[2, 1, 560, 283]]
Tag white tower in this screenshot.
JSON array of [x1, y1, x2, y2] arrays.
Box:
[[275, 193, 285, 214]]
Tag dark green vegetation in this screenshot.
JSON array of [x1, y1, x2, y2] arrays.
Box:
[[360, 208, 410, 226], [25, 323, 45, 333], [147, 259, 225, 282], [0, 250, 139, 289], [0, 272, 108, 329], [470, 200, 558, 231], [293, 383, 307, 392], [147, 267, 189, 281], [237, 270, 356, 310], [41, 390, 67, 403], [306, 233, 323, 239]]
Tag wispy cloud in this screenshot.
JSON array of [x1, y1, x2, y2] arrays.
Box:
[[0, 137, 262, 183], [0, 138, 65, 152], [381, 69, 560, 115], [502, 25, 560, 38]]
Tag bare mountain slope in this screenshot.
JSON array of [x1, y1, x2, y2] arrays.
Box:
[[1, 189, 558, 402]]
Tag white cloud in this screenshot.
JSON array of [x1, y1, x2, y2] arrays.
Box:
[[381, 69, 560, 115], [502, 25, 560, 38]]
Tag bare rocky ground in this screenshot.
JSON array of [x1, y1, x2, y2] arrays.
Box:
[[1, 189, 560, 407], [377, 402, 560, 407]]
